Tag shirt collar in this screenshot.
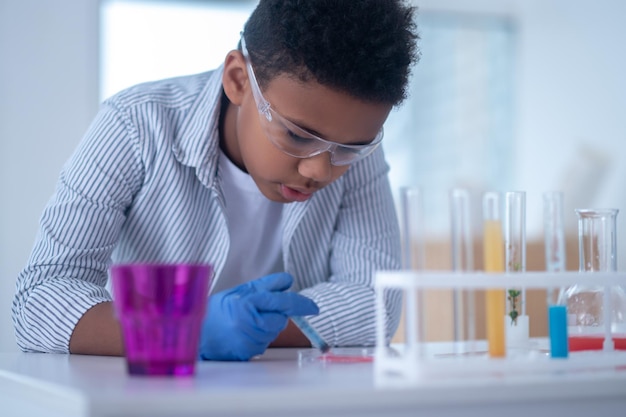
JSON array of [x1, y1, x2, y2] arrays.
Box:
[[172, 65, 225, 188]]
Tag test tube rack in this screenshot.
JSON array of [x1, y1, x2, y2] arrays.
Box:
[[374, 270, 626, 387]]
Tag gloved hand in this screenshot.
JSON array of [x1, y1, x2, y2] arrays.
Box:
[[199, 272, 319, 361]]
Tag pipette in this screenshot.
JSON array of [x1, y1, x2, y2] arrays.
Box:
[[291, 316, 330, 353]]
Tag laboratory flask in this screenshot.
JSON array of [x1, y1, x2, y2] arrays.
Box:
[[559, 208, 626, 350]]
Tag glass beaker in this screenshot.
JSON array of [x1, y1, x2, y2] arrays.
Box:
[[559, 208, 626, 350]]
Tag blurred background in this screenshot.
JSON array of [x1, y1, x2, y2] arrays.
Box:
[[1, 0, 625, 352]]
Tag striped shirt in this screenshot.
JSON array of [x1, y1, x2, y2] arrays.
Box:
[[11, 67, 402, 353]]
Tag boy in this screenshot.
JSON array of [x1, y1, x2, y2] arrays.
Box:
[[12, 0, 419, 361]]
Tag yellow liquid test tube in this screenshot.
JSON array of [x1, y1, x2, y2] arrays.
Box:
[[483, 193, 506, 358]]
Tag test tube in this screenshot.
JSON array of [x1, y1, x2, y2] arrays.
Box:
[[483, 192, 506, 358], [451, 188, 474, 272], [400, 186, 425, 355], [504, 191, 527, 312], [400, 186, 425, 271], [504, 192, 528, 348], [450, 188, 475, 352], [543, 191, 568, 358], [544, 192, 567, 274]]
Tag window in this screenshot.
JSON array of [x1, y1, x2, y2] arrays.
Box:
[[100, 0, 256, 100], [386, 12, 516, 233]]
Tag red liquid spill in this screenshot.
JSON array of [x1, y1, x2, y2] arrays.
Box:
[[568, 335, 626, 351]]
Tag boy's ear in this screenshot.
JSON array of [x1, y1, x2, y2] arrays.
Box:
[[222, 50, 248, 106]]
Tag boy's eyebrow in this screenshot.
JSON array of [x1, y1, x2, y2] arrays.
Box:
[[297, 119, 375, 146], [282, 114, 377, 146], [284, 116, 327, 138]]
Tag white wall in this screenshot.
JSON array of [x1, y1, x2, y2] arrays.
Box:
[[0, 0, 100, 352], [420, 0, 626, 254], [513, 0, 626, 242], [1, 0, 625, 352]]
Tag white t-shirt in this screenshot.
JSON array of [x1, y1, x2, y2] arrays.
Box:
[[210, 150, 283, 294]]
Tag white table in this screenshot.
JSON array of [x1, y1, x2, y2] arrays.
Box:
[[1, 347, 626, 417]]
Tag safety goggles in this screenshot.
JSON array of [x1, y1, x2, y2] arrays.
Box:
[[240, 35, 383, 166]]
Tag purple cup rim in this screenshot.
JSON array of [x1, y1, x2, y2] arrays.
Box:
[[110, 263, 213, 270]]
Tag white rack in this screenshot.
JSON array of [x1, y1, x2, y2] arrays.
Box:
[[374, 270, 626, 387]]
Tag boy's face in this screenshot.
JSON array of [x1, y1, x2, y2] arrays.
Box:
[[221, 50, 392, 203]]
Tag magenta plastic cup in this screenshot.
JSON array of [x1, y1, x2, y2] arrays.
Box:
[[110, 263, 212, 377]]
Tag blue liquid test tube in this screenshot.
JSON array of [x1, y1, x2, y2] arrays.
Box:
[[548, 305, 568, 357], [543, 191, 568, 358], [291, 316, 330, 353]]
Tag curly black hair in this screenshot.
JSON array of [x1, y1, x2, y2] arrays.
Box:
[[242, 0, 420, 106]]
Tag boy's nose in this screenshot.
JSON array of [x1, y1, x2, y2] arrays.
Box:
[[297, 152, 332, 183]]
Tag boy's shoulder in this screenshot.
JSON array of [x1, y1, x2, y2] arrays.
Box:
[[103, 69, 221, 111]]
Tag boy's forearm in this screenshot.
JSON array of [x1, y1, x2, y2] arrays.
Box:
[[69, 302, 125, 356], [69, 301, 309, 355]]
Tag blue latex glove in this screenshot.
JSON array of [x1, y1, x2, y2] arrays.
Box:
[[199, 272, 319, 361]]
